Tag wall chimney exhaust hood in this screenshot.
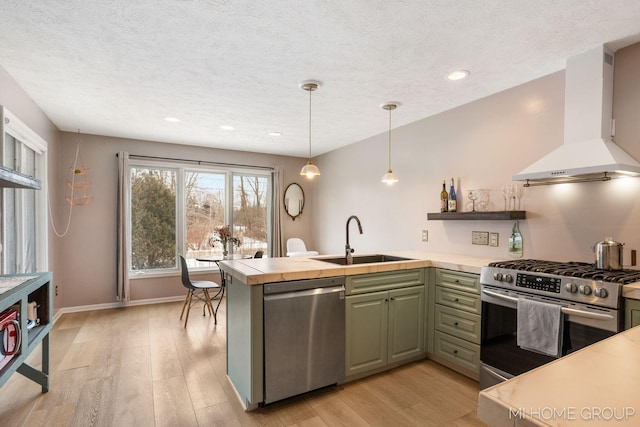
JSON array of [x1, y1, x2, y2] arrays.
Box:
[[513, 45, 640, 186]]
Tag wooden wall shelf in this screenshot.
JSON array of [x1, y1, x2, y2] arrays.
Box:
[[427, 211, 526, 221]]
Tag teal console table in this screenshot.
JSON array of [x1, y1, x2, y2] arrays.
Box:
[[0, 272, 53, 392]]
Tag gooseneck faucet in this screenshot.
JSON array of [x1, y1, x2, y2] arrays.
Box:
[[345, 215, 363, 265]]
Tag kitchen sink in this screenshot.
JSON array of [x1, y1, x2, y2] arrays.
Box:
[[314, 254, 414, 265]]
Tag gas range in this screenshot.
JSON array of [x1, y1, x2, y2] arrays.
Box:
[[480, 259, 640, 309], [479, 258, 632, 389]]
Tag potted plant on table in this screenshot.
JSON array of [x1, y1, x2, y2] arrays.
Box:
[[210, 225, 241, 257]]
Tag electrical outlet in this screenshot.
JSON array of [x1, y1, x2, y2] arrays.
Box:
[[422, 230, 428, 242], [55, 285, 59, 296], [489, 232, 499, 247], [472, 231, 489, 245]]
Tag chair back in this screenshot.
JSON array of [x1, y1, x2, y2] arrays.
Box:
[[179, 255, 195, 290], [254, 250, 264, 258], [286, 238, 307, 253]]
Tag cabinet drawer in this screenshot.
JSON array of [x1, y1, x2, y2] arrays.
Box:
[[435, 286, 481, 314], [434, 304, 480, 344], [346, 269, 424, 295], [433, 330, 480, 374], [435, 269, 479, 294]]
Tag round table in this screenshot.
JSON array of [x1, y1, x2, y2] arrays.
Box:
[[195, 254, 253, 313], [195, 254, 252, 263]]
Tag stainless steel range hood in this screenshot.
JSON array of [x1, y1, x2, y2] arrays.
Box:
[[513, 45, 640, 185]]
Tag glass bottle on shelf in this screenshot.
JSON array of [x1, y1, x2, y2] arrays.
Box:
[[440, 180, 448, 212], [448, 178, 457, 212]]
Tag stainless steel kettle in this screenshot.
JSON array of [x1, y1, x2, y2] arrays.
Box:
[[593, 237, 624, 270]]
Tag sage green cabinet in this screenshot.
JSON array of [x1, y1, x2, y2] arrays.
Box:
[[430, 268, 481, 380], [345, 269, 426, 378], [625, 298, 640, 329]]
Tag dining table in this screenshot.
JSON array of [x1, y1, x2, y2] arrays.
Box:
[[195, 254, 253, 313]]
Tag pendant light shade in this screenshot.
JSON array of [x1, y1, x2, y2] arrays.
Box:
[[300, 81, 321, 179], [381, 103, 399, 184]]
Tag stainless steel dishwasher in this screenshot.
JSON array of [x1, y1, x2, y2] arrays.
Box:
[[263, 276, 345, 404]]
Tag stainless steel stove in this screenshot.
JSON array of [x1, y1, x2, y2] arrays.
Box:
[[481, 259, 640, 309], [479, 259, 635, 389]]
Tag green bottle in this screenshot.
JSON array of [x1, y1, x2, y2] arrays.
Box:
[[509, 220, 523, 258]]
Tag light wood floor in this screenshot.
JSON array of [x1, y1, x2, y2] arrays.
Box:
[[0, 297, 488, 426]]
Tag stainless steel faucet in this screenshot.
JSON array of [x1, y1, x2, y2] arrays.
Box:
[[345, 215, 363, 265]]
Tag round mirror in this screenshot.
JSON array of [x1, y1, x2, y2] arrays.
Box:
[[284, 183, 304, 220]]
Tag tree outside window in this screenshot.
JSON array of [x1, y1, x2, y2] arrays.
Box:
[[130, 167, 176, 271]]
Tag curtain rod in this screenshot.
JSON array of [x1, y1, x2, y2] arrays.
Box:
[[116, 153, 274, 172]]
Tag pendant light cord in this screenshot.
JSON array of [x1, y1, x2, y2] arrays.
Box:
[[387, 107, 392, 170], [308, 87, 312, 160]]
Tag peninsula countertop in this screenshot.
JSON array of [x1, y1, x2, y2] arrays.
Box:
[[478, 324, 640, 426], [217, 251, 500, 285]]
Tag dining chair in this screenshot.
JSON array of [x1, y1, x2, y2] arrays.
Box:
[[253, 250, 264, 258], [179, 255, 221, 327], [286, 238, 319, 256]]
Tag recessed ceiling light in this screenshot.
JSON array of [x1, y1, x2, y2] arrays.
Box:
[[220, 125, 235, 131], [164, 117, 180, 123], [447, 70, 470, 81], [268, 131, 282, 137]]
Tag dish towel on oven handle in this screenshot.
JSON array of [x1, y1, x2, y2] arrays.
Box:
[[516, 297, 564, 357]]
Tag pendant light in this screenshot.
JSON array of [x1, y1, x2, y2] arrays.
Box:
[[381, 103, 399, 184], [299, 81, 321, 179]]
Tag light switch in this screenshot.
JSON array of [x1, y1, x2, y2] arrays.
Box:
[[489, 232, 499, 247], [422, 230, 428, 242]]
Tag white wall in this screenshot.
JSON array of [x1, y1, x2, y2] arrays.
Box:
[[311, 43, 640, 265]]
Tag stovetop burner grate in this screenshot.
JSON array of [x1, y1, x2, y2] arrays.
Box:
[[488, 259, 640, 284]]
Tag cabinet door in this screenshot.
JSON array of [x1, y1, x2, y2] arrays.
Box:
[[625, 299, 640, 329], [345, 291, 388, 376], [388, 285, 425, 364]]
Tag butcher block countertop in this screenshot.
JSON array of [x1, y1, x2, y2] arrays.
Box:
[[622, 282, 640, 300], [478, 324, 640, 426], [217, 251, 499, 285]]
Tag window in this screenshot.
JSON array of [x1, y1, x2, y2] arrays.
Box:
[[130, 166, 177, 271], [0, 107, 47, 274], [128, 160, 272, 274]]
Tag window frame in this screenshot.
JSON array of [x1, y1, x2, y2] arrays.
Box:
[[127, 158, 272, 278], [0, 106, 48, 274]]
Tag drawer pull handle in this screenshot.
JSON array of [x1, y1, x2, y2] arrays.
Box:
[[454, 298, 459, 302], [454, 322, 459, 326], [453, 350, 458, 355], [454, 279, 460, 283]]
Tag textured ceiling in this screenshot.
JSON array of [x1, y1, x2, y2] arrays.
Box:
[[1, 1, 640, 158]]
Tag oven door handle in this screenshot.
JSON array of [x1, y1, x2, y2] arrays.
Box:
[[481, 289, 615, 321]]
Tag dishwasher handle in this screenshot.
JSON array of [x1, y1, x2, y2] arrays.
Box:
[[264, 285, 345, 301]]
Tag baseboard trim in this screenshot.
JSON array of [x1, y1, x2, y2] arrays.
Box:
[[53, 295, 185, 323]]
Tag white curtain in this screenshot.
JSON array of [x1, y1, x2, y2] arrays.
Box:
[[116, 151, 130, 301], [272, 165, 284, 257]]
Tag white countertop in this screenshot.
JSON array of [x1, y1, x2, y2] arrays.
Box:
[[218, 251, 500, 285], [478, 324, 640, 426]]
